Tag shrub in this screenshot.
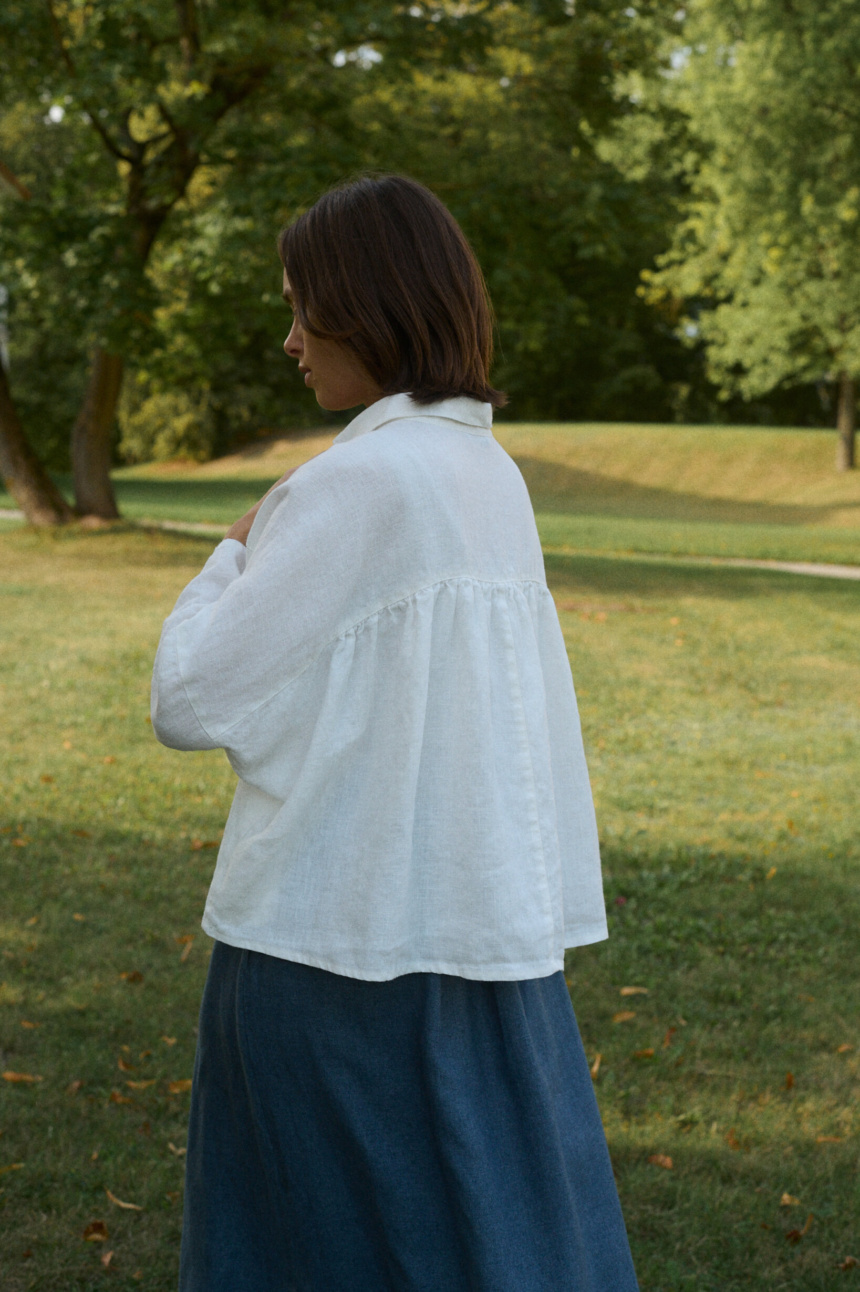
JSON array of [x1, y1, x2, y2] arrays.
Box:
[[118, 388, 215, 463]]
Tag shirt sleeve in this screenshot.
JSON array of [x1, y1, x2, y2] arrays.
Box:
[[150, 538, 248, 750], [149, 447, 393, 753]]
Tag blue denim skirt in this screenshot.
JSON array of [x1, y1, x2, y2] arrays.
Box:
[[179, 941, 639, 1291]]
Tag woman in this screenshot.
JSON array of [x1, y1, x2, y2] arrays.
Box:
[[152, 174, 639, 1291]]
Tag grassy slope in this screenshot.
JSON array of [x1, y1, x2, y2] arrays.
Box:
[[1, 526, 858, 1290], [2, 422, 859, 563]]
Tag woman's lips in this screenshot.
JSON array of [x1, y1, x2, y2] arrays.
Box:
[[303, 370, 312, 385]]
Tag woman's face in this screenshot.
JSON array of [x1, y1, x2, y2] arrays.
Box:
[[282, 270, 382, 411]]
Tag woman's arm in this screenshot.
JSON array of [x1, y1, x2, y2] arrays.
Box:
[[150, 444, 375, 755], [224, 468, 298, 545], [223, 447, 331, 545]]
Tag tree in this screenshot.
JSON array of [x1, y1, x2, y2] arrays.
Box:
[[0, 156, 75, 521], [118, 0, 702, 432], [0, 0, 498, 521], [644, 0, 860, 468], [346, 1, 692, 421]]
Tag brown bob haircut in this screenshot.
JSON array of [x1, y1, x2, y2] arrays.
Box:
[[277, 175, 506, 408]]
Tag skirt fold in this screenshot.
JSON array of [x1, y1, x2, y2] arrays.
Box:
[[179, 942, 638, 1292]]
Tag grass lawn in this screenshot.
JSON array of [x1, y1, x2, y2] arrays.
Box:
[[2, 421, 859, 564], [0, 453, 858, 1287]]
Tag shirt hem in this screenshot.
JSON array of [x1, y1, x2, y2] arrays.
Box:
[[200, 913, 608, 982]]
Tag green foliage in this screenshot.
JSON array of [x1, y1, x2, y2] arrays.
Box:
[[645, 0, 860, 398], [117, 387, 215, 464], [347, 3, 694, 421], [0, 0, 524, 464], [3, 0, 847, 464], [0, 0, 727, 466]]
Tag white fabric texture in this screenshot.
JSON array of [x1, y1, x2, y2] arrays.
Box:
[[151, 393, 608, 981]]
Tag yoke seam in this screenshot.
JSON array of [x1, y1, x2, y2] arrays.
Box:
[[185, 574, 553, 743]]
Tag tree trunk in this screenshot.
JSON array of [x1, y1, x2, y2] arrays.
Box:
[[0, 360, 74, 525], [71, 349, 124, 518], [836, 371, 856, 471]]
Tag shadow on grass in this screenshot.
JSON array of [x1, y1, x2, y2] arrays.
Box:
[[0, 476, 275, 524], [1, 813, 858, 1290], [516, 457, 860, 527], [568, 842, 860, 1291], [113, 477, 274, 521], [544, 551, 860, 602]]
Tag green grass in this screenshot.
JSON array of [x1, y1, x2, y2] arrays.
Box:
[[1, 479, 859, 1287], [2, 422, 859, 564]]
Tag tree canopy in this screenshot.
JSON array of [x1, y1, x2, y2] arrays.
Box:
[[1, 0, 854, 523], [645, 0, 860, 467]]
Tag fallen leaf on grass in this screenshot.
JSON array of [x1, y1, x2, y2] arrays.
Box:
[[25, 915, 38, 926], [726, 1128, 741, 1151], [816, 1135, 842, 1144], [119, 971, 143, 983], [2, 1071, 42, 1084], [838, 1256, 858, 1271], [785, 1214, 813, 1244], [20, 1020, 39, 1029], [837, 1043, 853, 1054], [0, 1162, 23, 1175], [176, 935, 194, 962], [106, 1189, 142, 1211], [165, 1190, 181, 1204], [71, 829, 91, 839], [82, 1221, 108, 1243], [126, 1080, 155, 1091], [72, 913, 86, 922], [648, 1154, 673, 1170], [161, 1036, 177, 1046], [67, 1080, 82, 1094], [589, 1053, 602, 1080], [100, 1250, 114, 1269], [613, 1010, 636, 1023], [620, 986, 649, 997], [780, 1193, 800, 1207], [103, 755, 116, 765], [40, 774, 54, 784], [168, 1142, 186, 1157], [766, 867, 777, 880], [168, 1079, 193, 1094], [662, 1027, 677, 1048], [117, 1056, 134, 1073], [132, 1270, 143, 1280], [190, 839, 218, 851], [785, 1072, 795, 1090], [12, 837, 29, 847], [109, 1090, 134, 1105], [633, 1048, 655, 1059]]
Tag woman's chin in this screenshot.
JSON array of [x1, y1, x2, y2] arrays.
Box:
[[315, 391, 353, 412]]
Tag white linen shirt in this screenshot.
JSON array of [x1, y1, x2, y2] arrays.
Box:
[[151, 393, 607, 981]]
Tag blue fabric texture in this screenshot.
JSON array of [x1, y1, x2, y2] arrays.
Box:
[[179, 942, 639, 1291]]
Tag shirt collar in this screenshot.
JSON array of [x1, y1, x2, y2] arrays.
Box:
[[333, 393, 493, 445]]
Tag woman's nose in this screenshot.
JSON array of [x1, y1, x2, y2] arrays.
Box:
[[284, 320, 302, 357]]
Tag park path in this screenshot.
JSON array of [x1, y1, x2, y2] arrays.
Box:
[[1, 508, 859, 581]]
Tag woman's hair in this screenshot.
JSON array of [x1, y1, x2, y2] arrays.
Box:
[[277, 175, 506, 408]]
